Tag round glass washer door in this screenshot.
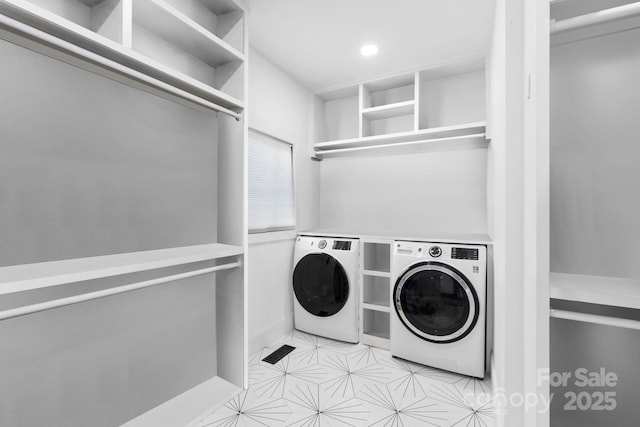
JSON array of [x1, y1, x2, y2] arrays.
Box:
[[293, 253, 349, 317], [394, 261, 479, 343]]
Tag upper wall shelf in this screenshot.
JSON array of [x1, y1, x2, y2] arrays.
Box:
[[0, 243, 243, 296], [0, 0, 246, 115], [313, 57, 488, 158], [132, 0, 244, 67]]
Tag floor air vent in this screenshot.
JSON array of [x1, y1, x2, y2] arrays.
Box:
[[262, 345, 296, 364]]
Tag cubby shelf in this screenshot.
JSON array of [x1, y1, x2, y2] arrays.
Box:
[[0, 243, 243, 296], [362, 269, 390, 278], [0, 0, 245, 114], [362, 100, 415, 121], [363, 302, 390, 313], [132, 0, 244, 67], [360, 240, 392, 349]]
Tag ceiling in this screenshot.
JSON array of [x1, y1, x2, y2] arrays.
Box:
[[245, 0, 496, 92]]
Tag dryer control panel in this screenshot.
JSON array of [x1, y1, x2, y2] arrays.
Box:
[[451, 247, 479, 260], [333, 240, 352, 251]]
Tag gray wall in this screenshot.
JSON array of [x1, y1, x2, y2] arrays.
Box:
[[550, 28, 640, 278], [0, 37, 220, 426], [550, 303, 640, 427], [550, 25, 640, 427]]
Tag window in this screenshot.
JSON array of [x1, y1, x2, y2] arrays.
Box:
[[248, 130, 295, 232]]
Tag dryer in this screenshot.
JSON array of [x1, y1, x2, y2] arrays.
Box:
[[293, 235, 359, 343], [391, 241, 486, 378]]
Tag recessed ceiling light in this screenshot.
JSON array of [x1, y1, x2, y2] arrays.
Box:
[[360, 44, 378, 56]]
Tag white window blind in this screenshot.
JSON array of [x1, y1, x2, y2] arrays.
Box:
[[248, 130, 295, 232]]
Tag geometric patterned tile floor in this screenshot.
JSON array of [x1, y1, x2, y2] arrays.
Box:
[[190, 330, 495, 427]]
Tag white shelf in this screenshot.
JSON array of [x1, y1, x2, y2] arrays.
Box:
[[122, 376, 241, 427], [361, 332, 390, 349], [363, 302, 390, 313], [316, 121, 486, 149], [133, 0, 244, 68], [0, 243, 243, 296], [550, 272, 640, 310], [362, 100, 415, 121], [122, 37, 244, 110], [314, 58, 486, 158], [362, 269, 390, 278], [0, 0, 245, 113], [313, 121, 487, 158]]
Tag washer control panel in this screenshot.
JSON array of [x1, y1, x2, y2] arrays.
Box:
[[318, 239, 327, 249]]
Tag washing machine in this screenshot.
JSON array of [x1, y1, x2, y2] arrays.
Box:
[[391, 241, 487, 378], [293, 235, 359, 343]]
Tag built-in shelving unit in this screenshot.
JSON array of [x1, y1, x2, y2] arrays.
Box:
[[0, 0, 246, 114], [313, 57, 487, 158], [360, 239, 392, 349]]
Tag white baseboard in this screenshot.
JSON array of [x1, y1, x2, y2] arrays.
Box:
[[249, 314, 294, 356]]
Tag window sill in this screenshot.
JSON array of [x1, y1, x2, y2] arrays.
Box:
[[248, 229, 297, 246]]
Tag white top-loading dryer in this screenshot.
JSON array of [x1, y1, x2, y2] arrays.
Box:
[[293, 235, 359, 343]]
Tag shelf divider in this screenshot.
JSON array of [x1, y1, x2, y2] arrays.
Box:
[[362, 269, 391, 278], [362, 100, 415, 121], [363, 302, 390, 313]]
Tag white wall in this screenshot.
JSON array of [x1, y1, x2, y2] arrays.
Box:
[[247, 48, 319, 354], [319, 149, 488, 235]]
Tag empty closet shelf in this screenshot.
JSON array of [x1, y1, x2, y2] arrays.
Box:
[[551, 2, 640, 34], [550, 272, 640, 310], [550, 309, 640, 331], [0, 261, 240, 321], [0, 243, 243, 296]]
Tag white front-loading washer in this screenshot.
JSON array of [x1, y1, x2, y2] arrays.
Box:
[[391, 241, 487, 378], [293, 235, 359, 343]]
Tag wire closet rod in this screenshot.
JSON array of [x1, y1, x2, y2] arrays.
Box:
[[0, 261, 240, 322], [0, 14, 241, 120], [550, 309, 640, 331], [314, 133, 486, 157], [551, 2, 640, 33]]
